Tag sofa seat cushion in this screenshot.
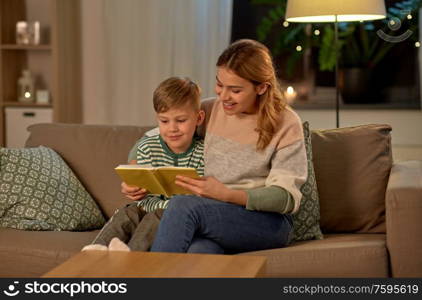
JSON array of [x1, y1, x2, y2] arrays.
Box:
[[0, 228, 99, 277], [241, 234, 388, 277]]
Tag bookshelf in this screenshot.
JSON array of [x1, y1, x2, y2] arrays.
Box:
[[0, 0, 81, 146]]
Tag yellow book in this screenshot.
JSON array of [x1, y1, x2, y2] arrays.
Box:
[[115, 165, 200, 197]]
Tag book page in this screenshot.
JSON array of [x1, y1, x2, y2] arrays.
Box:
[[155, 167, 200, 196]]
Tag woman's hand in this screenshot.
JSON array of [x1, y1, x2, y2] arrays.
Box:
[[175, 175, 247, 206], [121, 182, 147, 201]]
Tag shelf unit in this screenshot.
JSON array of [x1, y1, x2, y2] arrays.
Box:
[[0, 0, 81, 146]]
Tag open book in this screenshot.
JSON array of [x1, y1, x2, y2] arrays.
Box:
[[115, 165, 200, 197]]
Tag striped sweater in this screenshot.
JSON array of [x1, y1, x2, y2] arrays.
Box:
[[135, 134, 204, 212], [203, 98, 307, 214]]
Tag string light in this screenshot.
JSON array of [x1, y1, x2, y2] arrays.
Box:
[[415, 41, 421, 48], [283, 21, 289, 27], [296, 45, 302, 52], [314, 29, 320, 36], [407, 14, 412, 20]]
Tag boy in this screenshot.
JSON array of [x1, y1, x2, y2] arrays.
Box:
[[83, 77, 205, 251]]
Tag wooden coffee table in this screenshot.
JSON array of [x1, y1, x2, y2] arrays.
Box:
[[43, 251, 266, 278]]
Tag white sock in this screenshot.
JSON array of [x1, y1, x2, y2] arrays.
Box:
[[81, 244, 108, 251], [108, 237, 130, 252]]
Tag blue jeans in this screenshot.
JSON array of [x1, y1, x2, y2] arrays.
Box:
[[150, 195, 293, 254]]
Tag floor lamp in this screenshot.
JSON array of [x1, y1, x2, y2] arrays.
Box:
[[285, 0, 386, 128]]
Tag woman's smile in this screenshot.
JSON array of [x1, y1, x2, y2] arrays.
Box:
[[222, 101, 237, 110]]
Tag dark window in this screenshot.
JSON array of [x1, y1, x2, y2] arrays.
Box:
[[231, 0, 421, 109]]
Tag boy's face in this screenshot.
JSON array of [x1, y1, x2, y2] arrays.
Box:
[[157, 103, 205, 154]]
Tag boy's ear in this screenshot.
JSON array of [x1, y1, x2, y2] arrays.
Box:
[[256, 83, 268, 95], [196, 110, 205, 126]]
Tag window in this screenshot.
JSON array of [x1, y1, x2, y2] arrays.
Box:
[[231, 0, 421, 109]]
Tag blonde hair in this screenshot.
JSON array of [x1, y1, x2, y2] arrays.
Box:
[[153, 77, 201, 113], [216, 39, 286, 151]]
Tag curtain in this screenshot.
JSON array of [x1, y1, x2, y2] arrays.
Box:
[[81, 0, 232, 126]]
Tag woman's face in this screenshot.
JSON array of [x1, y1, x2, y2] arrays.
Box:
[[215, 67, 261, 116]]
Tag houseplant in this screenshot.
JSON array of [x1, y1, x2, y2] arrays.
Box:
[[252, 0, 421, 102]]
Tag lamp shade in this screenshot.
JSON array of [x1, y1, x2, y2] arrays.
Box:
[[286, 0, 386, 23]]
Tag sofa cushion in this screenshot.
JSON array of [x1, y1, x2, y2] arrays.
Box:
[[0, 146, 105, 231], [0, 227, 98, 277], [311, 124, 392, 233], [26, 123, 153, 218], [241, 234, 388, 277], [291, 122, 323, 242]]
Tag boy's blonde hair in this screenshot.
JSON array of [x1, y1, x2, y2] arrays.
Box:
[[153, 77, 201, 113]]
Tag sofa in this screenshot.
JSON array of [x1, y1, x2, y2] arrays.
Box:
[[0, 122, 421, 278]]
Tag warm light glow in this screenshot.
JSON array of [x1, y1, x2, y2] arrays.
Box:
[[285, 0, 386, 23], [24, 92, 31, 98], [286, 14, 385, 23], [407, 14, 412, 20], [284, 86, 297, 104], [283, 21, 289, 27], [314, 29, 320, 36], [287, 86, 295, 95], [296, 45, 302, 52], [415, 42, 421, 48], [390, 20, 396, 26]]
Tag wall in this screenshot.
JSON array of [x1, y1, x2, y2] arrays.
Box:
[[80, 0, 108, 125]]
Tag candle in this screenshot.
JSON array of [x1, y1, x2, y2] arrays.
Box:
[[284, 86, 297, 104]]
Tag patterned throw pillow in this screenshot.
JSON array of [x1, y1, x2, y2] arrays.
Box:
[[0, 146, 105, 231], [290, 122, 324, 242]]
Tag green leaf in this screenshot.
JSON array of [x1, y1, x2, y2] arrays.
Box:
[[318, 26, 345, 71], [283, 24, 306, 45], [285, 51, 302, 78], [359, 24, 370, 61], [269, 9, 282, 21], [371, 41, 395, 66]]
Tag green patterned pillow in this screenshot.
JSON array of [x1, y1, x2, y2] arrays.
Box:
[[291, 122, 323, 242], [0, 146, 105, 231]]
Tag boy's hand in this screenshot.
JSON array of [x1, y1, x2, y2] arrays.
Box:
[[121, 182, 147, 201]]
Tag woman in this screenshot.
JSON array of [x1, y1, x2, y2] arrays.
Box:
[[150, 39, 308, 254]]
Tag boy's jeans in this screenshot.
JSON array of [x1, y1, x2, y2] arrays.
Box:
[[151, 195, 293, 254]]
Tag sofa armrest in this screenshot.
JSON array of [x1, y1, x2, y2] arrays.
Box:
[[386, 160, 422, 277]]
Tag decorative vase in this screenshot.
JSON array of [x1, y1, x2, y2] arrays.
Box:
[[338, 67, 386, 104], [338, 68, 373, 104]]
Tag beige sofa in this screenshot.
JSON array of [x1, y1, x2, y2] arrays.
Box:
[[0, 122, 421, 278]]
